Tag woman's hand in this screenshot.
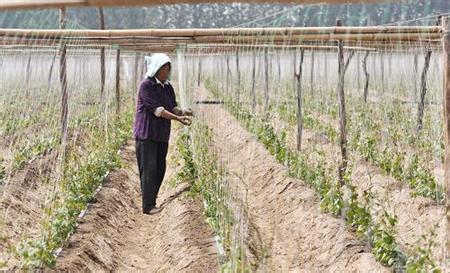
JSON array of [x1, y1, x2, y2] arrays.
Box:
[[182, 107, 194, 116], [177, 116, 192, 126]]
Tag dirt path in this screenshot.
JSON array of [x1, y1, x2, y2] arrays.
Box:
[[269, 111, 446, 267], [53, 136, 219, 272], [194, 85, 388, 272]]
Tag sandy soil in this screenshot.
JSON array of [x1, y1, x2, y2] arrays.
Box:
[[270, 110, 446, 268], [0, 146, 58, 268], [194, 85, 388, 272], [53, 137, 219, 272]]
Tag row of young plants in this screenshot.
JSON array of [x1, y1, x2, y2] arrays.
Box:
[[10, 104, 133, 269], [275, 89, 444, 203], [205, 77, 441, 272], [0, 92, 111, 182], [173, 122, 250, 272]]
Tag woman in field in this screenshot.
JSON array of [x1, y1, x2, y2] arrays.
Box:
[[133, 53, 192, 214]]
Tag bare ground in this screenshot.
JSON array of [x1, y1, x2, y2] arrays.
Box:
[[194, 85, 388, 272], [52, 137, 219, 272], [270, 110, 446, 268]]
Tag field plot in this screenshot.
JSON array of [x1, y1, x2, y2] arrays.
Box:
[[0, 11, 448, 273]]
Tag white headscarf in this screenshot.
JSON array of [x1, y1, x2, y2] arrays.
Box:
[[144, 53, 171, 79]]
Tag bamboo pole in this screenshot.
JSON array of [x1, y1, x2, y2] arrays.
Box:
[[0, 26, 442, 38], [0, 35, 440, 50]]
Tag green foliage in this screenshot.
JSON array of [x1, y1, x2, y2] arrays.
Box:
[[174, 124, 238, 268], [12, 131, 60, 171], [406, 230, 441, 273], [404, 154, 444, 202], [370, 212, 406, 267], [15, 110, 133, 268], [175, 132, 197, 185], [205, 76, 411, 269]]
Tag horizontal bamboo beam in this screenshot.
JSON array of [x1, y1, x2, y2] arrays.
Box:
[[0, 0, 395, 10], [0, 26, 442, 39]]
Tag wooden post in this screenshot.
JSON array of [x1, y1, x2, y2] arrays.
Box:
[[357, 52, 361, 92], [59, 8, 68, 144], [336, 20, 355, 185], [413, 52, 418, 102], [197, 54, 201, 87], [47, 52, 57, 93], [25, 52, 32, 97], [235, 48, 241, 104], [310, 50, 315, 97], [324, 50, 328, 103], [226, 53, 230, 96], [98, 7, 105, 99], [251, 50, 256, 112], [417, 17, 441, 133], [362, 50, 370, 103], [264, 47, 269, 114], [115, 48, 121, 115], [416, 50, 432, 132], [277, 49, 281, 90], [441, 15, 450, 258], [380, 51, 385, 90], [296, 49, 305, 151]]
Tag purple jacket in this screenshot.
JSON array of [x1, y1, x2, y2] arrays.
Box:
[[133, 77, 178, 142]]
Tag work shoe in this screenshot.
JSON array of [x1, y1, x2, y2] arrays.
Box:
[[143, 205, 162, 215]]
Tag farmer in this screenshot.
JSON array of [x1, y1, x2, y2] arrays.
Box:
[[133, 53, 192, 215]]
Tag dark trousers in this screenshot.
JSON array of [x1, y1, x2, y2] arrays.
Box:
[[135, 138, 168, 212]]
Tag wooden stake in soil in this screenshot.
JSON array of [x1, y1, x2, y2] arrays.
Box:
[[59, 8, 69, 144], [115, 48, 121, 115], [362, 50, 370, 103], [264, 47, 269, 114], [336, 20, 355, 185], [197, 54, 202, 87], [236, 48, 241, 105], [47, 51, 57, 93], [440, 16, 450, 256], [416, 49, 432, 132], [226, 53, 230, 96], [25, 51, 32, 97], [98, 7, 106, 98], [413, 52, 418, 102], [251, 50, 257, 112], [417, 17, 441, 133], [310, 50, 315, 96], [296, 49, 305, 151]]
